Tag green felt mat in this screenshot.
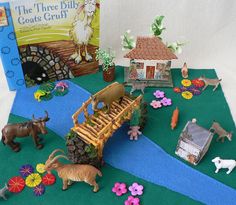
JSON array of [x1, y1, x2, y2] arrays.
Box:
[[0, 115, 201, 205], [1, 66, 235, 205]]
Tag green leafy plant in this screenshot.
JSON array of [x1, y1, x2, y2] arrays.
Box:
[[65, 130, 77, 140], [85, 145, 98, 158], [167, 41, 186, 54], [121, 30, 135, 50], [151, 15, 166, 39], [39, 82, 55, 92], [95, 48, 115, 71], [24, 74, 36, 87]]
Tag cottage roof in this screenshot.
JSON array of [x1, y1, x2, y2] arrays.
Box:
[[124, 36, 178, 60], [181, 121, 213, 150]]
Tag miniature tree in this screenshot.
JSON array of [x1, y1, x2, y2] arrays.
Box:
[[95, 48, 115, 71], [130, 108, 141, 127], [121, 30, 135, 50], [151, 15, 166, 39]]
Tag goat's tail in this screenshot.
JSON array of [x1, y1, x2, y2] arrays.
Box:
[[1, 130, 6, 145], [97, 169, 102, 177]]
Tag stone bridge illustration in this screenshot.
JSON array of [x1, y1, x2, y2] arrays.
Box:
[[19, 40, 98, 86]]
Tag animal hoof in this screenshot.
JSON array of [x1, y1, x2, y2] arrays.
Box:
[[62, 188, 68, 191], [37, 144, 44, 149], [13, 146, 21, 152], [93, 189, 98, 193]]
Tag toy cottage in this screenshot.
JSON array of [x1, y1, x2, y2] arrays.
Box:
[[175, 121, 213, 165], [124, 36, 177, 87]]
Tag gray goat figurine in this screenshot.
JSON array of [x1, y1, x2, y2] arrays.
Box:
[[0, 184, 8, 200], [209, 121, 233, 142], [199, 76, 222, 91]]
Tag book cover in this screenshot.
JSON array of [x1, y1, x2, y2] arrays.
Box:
[[0, 0, 100, 90]]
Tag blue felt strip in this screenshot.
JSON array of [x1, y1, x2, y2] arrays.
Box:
[[0, 2, 26, 90], [11, 80, 236, 205]]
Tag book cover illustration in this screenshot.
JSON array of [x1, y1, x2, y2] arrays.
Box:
[[0, 0, 100, 90]]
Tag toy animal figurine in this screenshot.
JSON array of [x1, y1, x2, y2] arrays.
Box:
[[54, 81, 69, 92], [69, 0, 100, 64], [34, 90, 50, 102], [181, 62, 188, 78], [171, 107, 179, 130], [0, 183, 8, 200], [44, 149, 102, 192], [91, 83, 125, 113], [1, 111, 50, 152], [128, 126, 142, 140], [130, 80, 147, 95], [198, 76, 222, 91], [209, 121, 233, 142], [212, 157, 236, 174]]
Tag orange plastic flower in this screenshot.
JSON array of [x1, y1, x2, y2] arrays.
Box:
[[182, 91, 193, 100], [181, 79, 192, 87]]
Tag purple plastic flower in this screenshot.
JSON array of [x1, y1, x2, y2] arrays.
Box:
[[189, 87, 201, 96], [150, 100, 162, 109], [33, 184, 45, 196], [124, 196, 140, 205], [19, 164, 34, 178], [112, 182, 127, 196], [153, 90, 165, 98], [161, 97, 172, 106], [128, 182, 143, 196], [180, 86, 188, 92]]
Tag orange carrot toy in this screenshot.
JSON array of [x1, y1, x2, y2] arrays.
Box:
[[171, 107, 179, 130]]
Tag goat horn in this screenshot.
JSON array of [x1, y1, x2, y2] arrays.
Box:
[[49, 149, 65, 159], [32, 114, 39, 122], [42, 111, 49, 122], [49, 155, 68, 165]]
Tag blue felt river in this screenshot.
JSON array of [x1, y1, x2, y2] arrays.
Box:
[[11, 81, 236, 205]]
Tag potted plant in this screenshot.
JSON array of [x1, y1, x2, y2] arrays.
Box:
[[95, 48, 115, 82]]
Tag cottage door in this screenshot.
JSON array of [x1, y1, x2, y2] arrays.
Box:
[[146, 66, 155, 79]]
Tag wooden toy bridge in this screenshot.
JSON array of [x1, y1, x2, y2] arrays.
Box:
[[71, 82, 143, 158]]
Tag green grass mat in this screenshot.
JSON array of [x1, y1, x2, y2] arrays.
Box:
[[0, 114, 201, 205]]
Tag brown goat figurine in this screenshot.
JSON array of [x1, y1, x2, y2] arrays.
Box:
[[44, 149, 102, 192], [1, 111, 49, 152], [91, 83, 125, 113]]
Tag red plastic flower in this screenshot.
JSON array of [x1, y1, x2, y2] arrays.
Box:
[[192, 78, 205, 88], [112, 182, 127, 196], [173, 87, 181, 93], [42, 173, 56, 186], [8, 176, 25, 193]]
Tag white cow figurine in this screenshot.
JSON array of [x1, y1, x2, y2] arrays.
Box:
[[212, 157, 236, 174]]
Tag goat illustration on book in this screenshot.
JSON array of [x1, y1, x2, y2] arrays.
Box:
[[69, 0, 100, 64]]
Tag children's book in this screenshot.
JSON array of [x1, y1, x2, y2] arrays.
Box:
[[0, 0, 100, 90]]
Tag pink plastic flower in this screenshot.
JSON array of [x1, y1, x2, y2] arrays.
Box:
[[124, 196, 140, 205], [150, 100, 162, 109], [161, 97, 172, 106], [153, 90, 165, 98], [112, 182, 127, 196], [128, 182, 143, 196]]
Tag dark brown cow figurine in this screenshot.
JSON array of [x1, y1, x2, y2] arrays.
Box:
[[1, 111, 50, 152]]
